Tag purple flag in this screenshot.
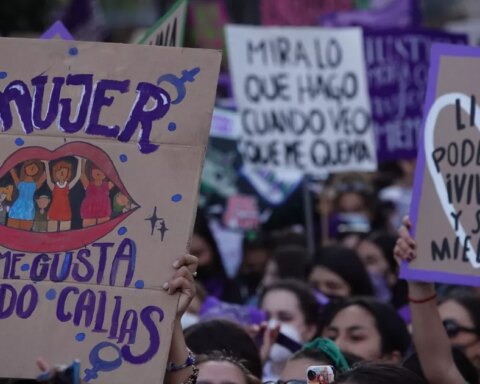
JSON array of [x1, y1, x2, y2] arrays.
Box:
[[40, 21, 74, 40]]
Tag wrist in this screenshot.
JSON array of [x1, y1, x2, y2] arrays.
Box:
[[167, 349, 196, 372], [408, 292, 437, 304]]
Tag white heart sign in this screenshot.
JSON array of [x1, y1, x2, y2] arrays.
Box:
[[425, 92, 480, 268]]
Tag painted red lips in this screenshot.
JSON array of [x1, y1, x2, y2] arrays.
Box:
[[0, 142, 138, 253]]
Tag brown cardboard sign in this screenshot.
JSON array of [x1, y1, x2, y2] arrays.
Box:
[[401, 43, 480, 286], [0, 37, 221, 383]]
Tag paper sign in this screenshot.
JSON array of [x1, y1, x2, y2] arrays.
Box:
[[225, 25, 377, 175], [447, 19, 480, 46], [0, 38, 221, 382], [201, 109, 301, 214], [41, 21, 74, 40], [401, 43, 480, 286], [137, 0, 188, 46], [223, 195, 259, 230], [261, 0, 353, 26], [365, 29, 468, 162]]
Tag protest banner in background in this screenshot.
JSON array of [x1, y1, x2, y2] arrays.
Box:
[[137, 0, 188, 46], [321, 0, 421, 28], [365, 29, 468, 162], [185, 0, 229, 69], [0, 38, 221, 382], [447, 19, 480, 46], [261, 0, 353, 26], [201, 108, 301, 210], [226, 25, 377, 176], [402, 43, 480, 285], [41, 21, 74, 40]]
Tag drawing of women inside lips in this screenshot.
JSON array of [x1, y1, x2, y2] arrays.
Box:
[[0, 142, 139, 253]]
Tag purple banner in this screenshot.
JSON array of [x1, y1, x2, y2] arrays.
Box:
[[364, 29, 467, 162], [321, 0, 421, 28]]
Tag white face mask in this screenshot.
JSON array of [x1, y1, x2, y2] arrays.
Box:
[[268, 320, 302, 363], [180, 312, 199, 329]]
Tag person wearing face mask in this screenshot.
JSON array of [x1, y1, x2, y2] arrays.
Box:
[[258, 279, 321, 382], [321, 298, 411, 364], [357, 232, 408, 308], [309, 246, 374, 301]]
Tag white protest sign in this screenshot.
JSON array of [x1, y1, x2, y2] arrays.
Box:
[[226, 25, 377, 175], [138, 0, 188, 46]]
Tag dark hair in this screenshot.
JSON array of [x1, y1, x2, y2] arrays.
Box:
[[312, 246, 374, 297], [259, 279, 320, 330], [184, 319, 262, 378], [322, 298, 411, 357], [290, 348, 334, 365], [439, 291, 480, 335], [193, 208, 227, 279], [243, 231, 272, 253], [334, 363, 426, 384], [403, 347, 478, 384], [272, 245, 308, 281], [362, 232, 398, 274], [197, 351, 261, 384]]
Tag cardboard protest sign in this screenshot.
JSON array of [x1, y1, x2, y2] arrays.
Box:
[[137, 0, 188, 46], [41, 21, 74, 40], [261, 0, 353, 26], [365, 29, 467, 162], [0, 38, 221, 382], [225, 25, 377, 176], [401, 43, 480, 285]]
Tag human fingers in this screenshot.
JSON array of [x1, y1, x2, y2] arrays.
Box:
[[401, 216, 412, 231], [173, 254, 198, 273], [394, 238, 416, 262], [36, 357, 50, 372], [164, 276, 193, 295], [398, 225, 416, 249]]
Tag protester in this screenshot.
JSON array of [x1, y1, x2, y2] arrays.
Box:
[[309, 246, 374, 300], [185, 319, 263, 379], [321, 297, 411, 363], [395, 216, 475, 384], [278, 338, 350, 383], [261, 245, 309, 289], [191, 209, 242, 303], [258, 279, 321, 381], [196, 351, 261, 384], [236, 233, 272, 303], [333, 363, 427, 384], [357, 232, 408, 307]]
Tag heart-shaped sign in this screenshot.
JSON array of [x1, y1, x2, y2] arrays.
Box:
[[425, 92, 480, 268]]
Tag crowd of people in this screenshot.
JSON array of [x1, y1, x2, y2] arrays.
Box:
[[25, 158, 480, 383], [158, 159, 480, 384]]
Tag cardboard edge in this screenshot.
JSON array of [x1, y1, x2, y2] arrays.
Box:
[[137, 0, 189, 45]]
